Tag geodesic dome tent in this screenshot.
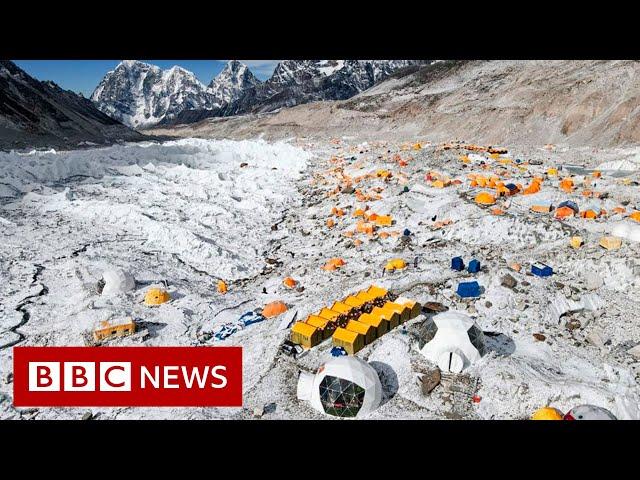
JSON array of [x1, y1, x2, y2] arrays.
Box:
[[419, 311, 486, 373], [297, 356, 383, 418], [564, 404, 617, 420], [100, 268, 135, 296]]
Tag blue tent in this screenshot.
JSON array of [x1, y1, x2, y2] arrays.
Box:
[[457, 281, 481, 298], [558, 200, 579, 214], [468, 259, 481, 273], [451, 256, 465, 271], [531, 262, 553, 277]]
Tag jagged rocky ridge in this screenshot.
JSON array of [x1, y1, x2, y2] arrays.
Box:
[[91, 60, 428, 127]]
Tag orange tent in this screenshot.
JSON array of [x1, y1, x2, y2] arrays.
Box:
[[283, 277, 298, 289], [217, 280, 228, 294], [555, 206, 576, 219], [475, 192, 496, 205], [523, 182, 541, 195], [262, 301, 288, 318], [323, 258, 346, 271], [326, 218, 335, 228], [356, 221, 376, 235], [559, 178, 574, 193], [630, 211, 640, 222], [580, 210, 598, 219], [374, 215, 393, 227]]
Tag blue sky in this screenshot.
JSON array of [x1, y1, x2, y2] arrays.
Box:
[[13, 60, 280, 97]]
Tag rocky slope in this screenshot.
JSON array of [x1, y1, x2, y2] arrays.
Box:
[[0, 60, 147, 151], [149, 60, 640, 148]]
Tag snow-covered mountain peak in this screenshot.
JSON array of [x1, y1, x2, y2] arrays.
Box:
[[208, 60, 261, 104], [91, 61, 220, 128]]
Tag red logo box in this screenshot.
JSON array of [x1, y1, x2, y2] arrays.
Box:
[[13, 347, 242, 407]]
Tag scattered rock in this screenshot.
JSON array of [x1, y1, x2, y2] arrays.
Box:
[[253, 406, 264, 418], [4, 372, 13, 384], [423, 302, 448, 313], [341, 185, 355, 194], [586, 329, 610, 350], [533, 333, 546, 342], [515, 300, 527, 311], [501, 274, 517, 289], [485, 301, 492, 308], [565, 319, 581, 331], [628, 344, 640, 360], [240, 162, 248, 168], [554, 281, 565, 289], [420, 368, 441, 395], [81, 411, 93, 421]]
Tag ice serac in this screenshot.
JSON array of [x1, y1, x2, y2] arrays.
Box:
[[208, 60, 261, 104], [0, 60, 146, 150], [91, 60, 223, 128]]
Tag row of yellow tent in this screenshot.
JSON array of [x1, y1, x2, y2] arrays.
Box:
[[290, 285, 421, 354]]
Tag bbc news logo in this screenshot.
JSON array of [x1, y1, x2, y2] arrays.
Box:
[[13, 347, 242, 407]]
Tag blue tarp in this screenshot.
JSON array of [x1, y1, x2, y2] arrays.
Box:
[[331, 346, 347, 357], [212, 311, 265, 341]]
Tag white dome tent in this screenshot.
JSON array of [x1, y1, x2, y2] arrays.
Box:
[[565, 405, 617, 420], [297, 356, 383, 418], [100, 268, 136, 296], [419, 311, 486, 373]]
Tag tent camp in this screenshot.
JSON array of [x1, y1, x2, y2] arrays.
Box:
[[296, 356, 383, 418]]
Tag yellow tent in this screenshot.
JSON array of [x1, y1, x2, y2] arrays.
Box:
[[600, 236, 622, 250], [371, 306, 400, 330], [385, 258, 407, 271], [318, 307, 340, 322], [332, 327, 364, 355], [306, 315, 334, 339], [144, 288, 170, 306], [393, 297, 422, 319], [383, 302, 411, 323], [366, 285, 388, 300], [475, 192, 496, 205], [343, 295, 367, 310], [357, 312, 386, 338], [346, 320, 375, 345], [290, 322, 321, 348], [531, 406, 564, 420], [570, 236, 583, 249]]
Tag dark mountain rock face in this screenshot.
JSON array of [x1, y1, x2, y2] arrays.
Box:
[[0, 60, 147, 150]]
